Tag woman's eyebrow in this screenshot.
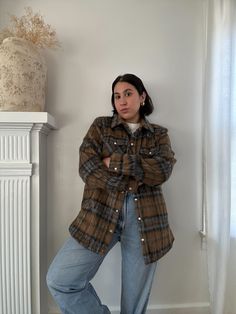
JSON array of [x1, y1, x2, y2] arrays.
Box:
[[114, 88, 133, 94]]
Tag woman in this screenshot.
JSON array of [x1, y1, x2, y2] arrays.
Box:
[[47, 74, 176, 314]]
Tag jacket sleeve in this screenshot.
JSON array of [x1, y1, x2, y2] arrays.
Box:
[[79, 118, 129, 192], [108, 129, 176, 186]]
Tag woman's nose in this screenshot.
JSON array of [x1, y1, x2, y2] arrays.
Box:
[[119, 96, 127, 105]]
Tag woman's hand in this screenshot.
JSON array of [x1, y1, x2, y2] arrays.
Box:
[[103, 157, 111, 168]]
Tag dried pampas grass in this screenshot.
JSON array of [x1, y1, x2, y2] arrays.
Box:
[[0, 7, 60, 49]]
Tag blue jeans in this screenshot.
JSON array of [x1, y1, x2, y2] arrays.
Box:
[[46, 193, 157, 314]]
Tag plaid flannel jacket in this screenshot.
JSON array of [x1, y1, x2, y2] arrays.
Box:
[[69, 114, 176, 264]]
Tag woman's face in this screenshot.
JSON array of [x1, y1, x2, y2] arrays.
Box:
[[113, 82, 146, 123]]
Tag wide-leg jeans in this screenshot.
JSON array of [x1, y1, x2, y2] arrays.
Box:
[[46, 193, 157, 314]]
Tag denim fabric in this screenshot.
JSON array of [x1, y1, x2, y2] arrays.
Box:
[[47, 193, 157, 314]]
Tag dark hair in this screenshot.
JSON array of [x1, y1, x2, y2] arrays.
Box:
[[111, 73, 154, 117]]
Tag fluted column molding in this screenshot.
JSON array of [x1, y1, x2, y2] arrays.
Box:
[[0, 112, 56, 314]]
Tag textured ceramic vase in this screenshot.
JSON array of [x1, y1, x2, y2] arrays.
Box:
[[0, 37, 47, 111]]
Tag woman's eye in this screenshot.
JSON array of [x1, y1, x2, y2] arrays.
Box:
[[125, 91, 132, 97], [114, 95, 120, 100]]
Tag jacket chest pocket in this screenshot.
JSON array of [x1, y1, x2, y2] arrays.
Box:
[[102, 137, 128, 157], [140, 137, 160, 158], [140, 146, 160, 157]]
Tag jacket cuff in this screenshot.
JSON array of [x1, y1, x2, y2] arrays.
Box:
[[109, 153, 143, 181]]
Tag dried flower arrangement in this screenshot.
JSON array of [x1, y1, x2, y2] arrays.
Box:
[[0, 7, 60, 49]]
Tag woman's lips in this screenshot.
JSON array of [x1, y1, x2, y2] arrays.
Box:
[[120, 108, 129, 113]]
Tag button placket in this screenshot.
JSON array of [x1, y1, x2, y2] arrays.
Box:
[[127, 137, 135, 154]]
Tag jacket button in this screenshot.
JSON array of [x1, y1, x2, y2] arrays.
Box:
[[109, 229, 113, 233], [114, 167, 118, 171], [130, 142, 134, 146], [138, 217, 142, 221], [128, 187, 132, 191], [114, 141, 117, 145], [141, 238, 145, 242], [115, 209, 119, 213], [134, 197, 138, 201]]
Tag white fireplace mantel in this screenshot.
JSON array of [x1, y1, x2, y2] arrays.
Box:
[[0, 112, 56, 314]]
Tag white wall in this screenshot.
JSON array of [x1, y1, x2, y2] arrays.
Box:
[[0, 0, 210, 313]]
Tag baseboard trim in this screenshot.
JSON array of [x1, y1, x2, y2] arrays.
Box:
[[49, 302, 210, 314]]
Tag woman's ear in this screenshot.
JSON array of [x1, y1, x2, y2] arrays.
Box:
[[141, 92, 146, 102]]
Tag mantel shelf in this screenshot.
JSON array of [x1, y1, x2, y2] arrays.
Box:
[[0, 111, 56, 128]]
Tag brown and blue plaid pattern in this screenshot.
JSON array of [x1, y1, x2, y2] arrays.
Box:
[[69, 114, 176, 264]]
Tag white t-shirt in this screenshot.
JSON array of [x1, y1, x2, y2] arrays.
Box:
[[127, 122, 140, 133]]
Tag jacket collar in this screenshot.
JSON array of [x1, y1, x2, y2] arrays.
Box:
[[111, 114, 154, 133]]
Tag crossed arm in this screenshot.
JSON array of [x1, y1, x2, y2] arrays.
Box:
[[79, 118, 176, 191]]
